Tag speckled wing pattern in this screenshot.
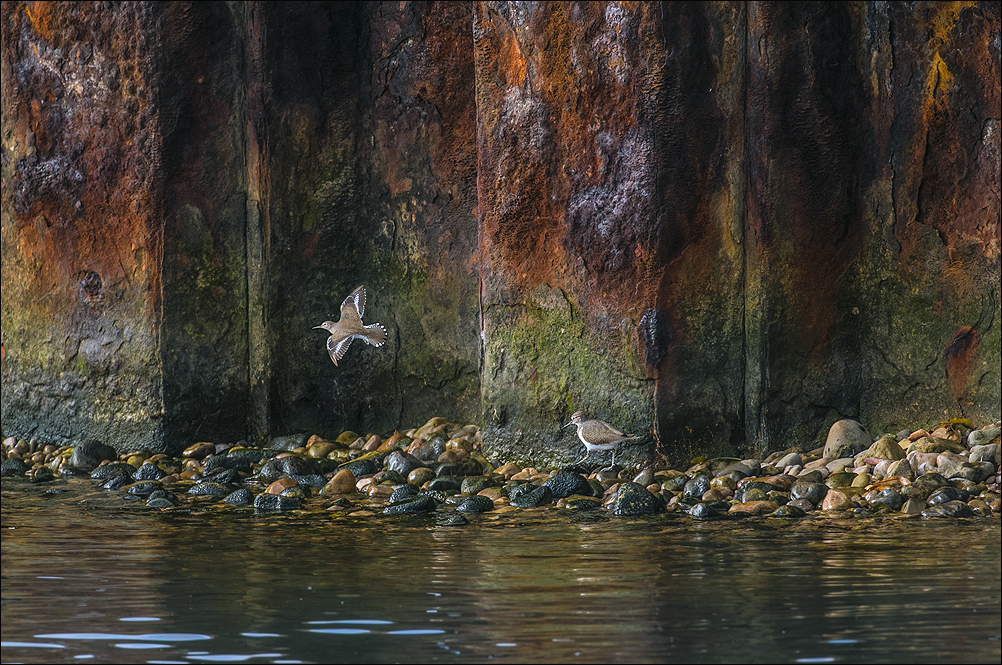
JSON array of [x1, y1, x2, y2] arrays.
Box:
[[328, 334, 353, 366], [343, 285, 366, 318]]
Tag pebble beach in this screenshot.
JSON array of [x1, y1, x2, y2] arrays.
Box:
[[2, 417, 999, 522]]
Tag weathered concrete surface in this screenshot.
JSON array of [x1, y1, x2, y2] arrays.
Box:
[[1, 2, 168, 451], [259, 1, 480, 440], [475, 2, 662, 467], [2, 1, 998, 462]]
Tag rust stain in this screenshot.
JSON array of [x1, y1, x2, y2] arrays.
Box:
[[944, 326, 978, 398]]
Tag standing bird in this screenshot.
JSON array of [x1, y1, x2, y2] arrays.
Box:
[[564, 411, 639, 467], [313, 285, 387, 366]]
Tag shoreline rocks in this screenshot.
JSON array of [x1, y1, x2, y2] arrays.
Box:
[[2, 417, 1000, 521]]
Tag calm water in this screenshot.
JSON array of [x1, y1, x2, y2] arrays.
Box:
[[2, 478, 1000, 664]]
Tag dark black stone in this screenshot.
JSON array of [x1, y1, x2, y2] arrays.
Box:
[[383, 451, 426, 476], [122, 480, 163, 496], [224, 489, 253, 505], [188, 481, 232, 496], [435, 460, 481, 477], [437, 514, 469, 526], [424, 477, 462, 492], [869, 487, 903, 511], [206, 468, 240, 484], [683, 475, 710, 498], [269, 433, 308, 451], [927, 487, 963, 505], [287, 473, 327, 488], [100, 472, 132, 490], [504, 479, 529, 496], [227, 448, 276, 464], [338, 458, 378, 478], [28, 468, 56, 483], [735, 487, 767, 503], [133, 462, 167, 481], [389, 484, 419, 503], [69, 438, 117, 471], [204, 455, 251, 475], [543, 470, 593, 498], [688, 501, 726, 519], [509, 484, 554, 508], [91, 462, 136, 481], [146, 497, 175, 509], [614, 482, 664, 515], [253, 494, 301, 511], [921, 500, 974, 518], [280, 485, 311, 500], [379, 469, 408, 486], [460, 476, 495, 495], [1, 457, 30, 477], [383, 495, 437, 514], [259, 456, 316, 480], [455, 495, 494, 514], [771, 504, 806, 518], [791, 480, 829, 506]]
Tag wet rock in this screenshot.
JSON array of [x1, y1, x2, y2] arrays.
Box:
[[285, 473, 327, 488], [613, 482, 664, 516], [736, 487, 767, 503], [206, 468, 240, 484], [455, 495, 494, 514], [183, 442, 216, 459], [556, 496, 602, 510], [28, 468, 56, 483], [133, 462, 168, 481], [383, 495, 437, 514], [407, 467, 436, 487], [146, 496, 175, 509], [683, 475, 711, 499], [338, 457, 379, 478], [389, 484, 419, 503], [424, 477, 462, 492], [900, 498, 925, 514], [188, 481, 232, 496], [224, 489, 253, 505], [510, 484, 554, 508], [826, 458, 855, 475], [715, 461, 757, 478], [280, 485, 311, 500], [100, 473, 132, 490], [437, 514, 469, 526], [91, 462, 137, 481], [260, 456, 316, 481], [1, 457, 30, 477], [851, 472, 872, 487], [226, 448, 276, 465], [435, 460, 481, 477], [689, 501, 728, 519], [729, 500, 778, 516], [796, 469, 825, 484], [266, 478, 298, 495], [868, 487, 903, 511], [542, 470, 593, 498], [826, 472, 855, 488], [204, 455, 251, 475], [771, 504, 806, 518], [269, 434, 308, 451], [791, 480, 828, 506], [383, 451, 426, 477], [460, 476, 494, 495], [122, 480, 163, 496], [926, 487, 963, 505], [921, 501, 974, 518], [254, 494, 301, 511], [823, 420, 871, 459], [69, 439, 118, 471], [788, 498, 814, 512], [821, 489, 853, 511], [321, 469, 357, 496]]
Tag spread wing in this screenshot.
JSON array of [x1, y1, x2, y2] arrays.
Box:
[[327, 335, 353, 366], [342, 285, 366, 319]]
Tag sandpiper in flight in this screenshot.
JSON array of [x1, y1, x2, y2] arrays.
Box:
[[314, 285, 387, 366]]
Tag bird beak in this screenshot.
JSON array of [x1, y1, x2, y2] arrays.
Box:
[[563, 422, 574, 428], [313, 325, 324, 330]]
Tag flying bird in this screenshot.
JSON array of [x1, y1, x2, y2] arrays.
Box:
[[313, 285, 387, 366]]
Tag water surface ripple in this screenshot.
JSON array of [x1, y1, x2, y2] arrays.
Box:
[[2, 480, 999, 663]]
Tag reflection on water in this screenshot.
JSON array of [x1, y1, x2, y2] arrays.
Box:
[[2, 479, 999, 663]]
